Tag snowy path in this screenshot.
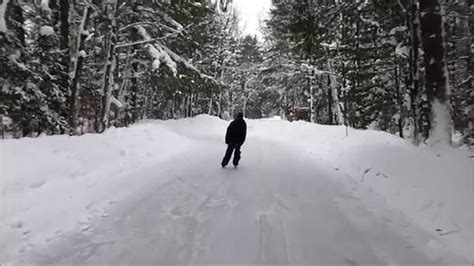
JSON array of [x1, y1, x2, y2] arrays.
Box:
[[16, 135, 463, 265]]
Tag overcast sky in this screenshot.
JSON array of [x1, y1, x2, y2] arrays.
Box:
[[232, 0, 272, 38]]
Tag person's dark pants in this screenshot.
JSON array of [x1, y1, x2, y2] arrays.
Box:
[[221, 143, 241, 167]]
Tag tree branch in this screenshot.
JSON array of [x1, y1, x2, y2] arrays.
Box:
[[397, 0, 407, 13], [115, 31, 180, 49]]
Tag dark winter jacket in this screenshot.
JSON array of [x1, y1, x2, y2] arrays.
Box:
[[225, 113, 247, 145]]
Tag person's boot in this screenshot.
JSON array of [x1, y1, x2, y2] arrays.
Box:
[[233, 150, 240, 167], [221, 159, 228, 168]]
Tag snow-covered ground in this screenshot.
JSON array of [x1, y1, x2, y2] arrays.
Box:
[[1, 123, 193, 261], [251, 118, 474, 261], [1, 115, 472, 264]]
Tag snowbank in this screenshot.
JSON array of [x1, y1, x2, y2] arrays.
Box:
[[153, 114, 228, 139], [1, 123, 193, 261], [250, 119, 474, 261]]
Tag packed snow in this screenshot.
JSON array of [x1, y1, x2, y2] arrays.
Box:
[[1, 115, 472, 264]]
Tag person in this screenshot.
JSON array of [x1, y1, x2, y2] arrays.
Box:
[[221, 112, 246, 168]]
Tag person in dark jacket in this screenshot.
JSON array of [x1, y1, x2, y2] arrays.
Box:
[[221, 112, 247, 167]]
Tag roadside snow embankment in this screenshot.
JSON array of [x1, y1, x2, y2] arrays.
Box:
[[1, 123, 193, 261], [251, 119, 474, 261]]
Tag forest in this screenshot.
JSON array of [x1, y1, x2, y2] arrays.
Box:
[[0, 0, 472, 145], [2, 1, 474, 264]]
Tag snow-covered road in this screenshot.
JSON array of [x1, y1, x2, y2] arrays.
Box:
[[16, 133, 464, 265]]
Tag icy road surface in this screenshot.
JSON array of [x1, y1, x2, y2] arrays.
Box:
[[16, 135, 463, 265]]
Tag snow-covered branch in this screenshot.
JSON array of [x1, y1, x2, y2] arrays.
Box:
[[119, 22, 158, 33], [115, 33, 179, 49], [119, 21, 184, 35]]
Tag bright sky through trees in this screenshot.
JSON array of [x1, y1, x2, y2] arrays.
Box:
[[233, 0, 271, 38]]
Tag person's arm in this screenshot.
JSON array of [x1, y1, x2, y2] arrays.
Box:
[[240, 122, 247, 145], [225, 124, 231, 144]]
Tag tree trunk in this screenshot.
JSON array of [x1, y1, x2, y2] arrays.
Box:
[[218, 89, 222, 118], [395, 65, 404, 138], [308, 68, 315, 123], [59, 0, 69, 50], [69, 5, 91, 134], [327, 74, 333, 125], [243, 93, 252, 118], [129, 2, 140, 123], [343, 89, 348, 137], [189, 92, 194, 117], [58, 0, 70, 131], [172, 95, 176, 119], [130, 61, 138, 122], [411, 6, 418, 141], [100, 1, 119, 132], [406, 1, 421, 144], [208, 97, 213, 115], [419, 0, 452, 145], [467, 0, 474, 143]]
